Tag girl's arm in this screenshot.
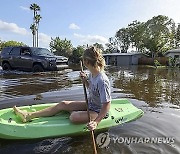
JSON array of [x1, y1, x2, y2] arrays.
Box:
[[88, 102, 110, 131]]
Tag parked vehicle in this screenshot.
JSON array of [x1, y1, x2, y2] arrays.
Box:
[[0, 47, 68, 72]]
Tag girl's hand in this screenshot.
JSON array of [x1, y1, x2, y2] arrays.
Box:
[[87, 121, 98, 131], [80, 71, 87, 83]]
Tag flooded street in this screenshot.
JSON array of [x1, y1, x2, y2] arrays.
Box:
[[0, 66, 179, 154]]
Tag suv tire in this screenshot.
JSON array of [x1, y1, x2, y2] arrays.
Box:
[[33, 64, 44, 72], [2, 63, 11, 71]]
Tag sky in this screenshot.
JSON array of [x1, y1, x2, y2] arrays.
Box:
[[1, 0, 180, 49]]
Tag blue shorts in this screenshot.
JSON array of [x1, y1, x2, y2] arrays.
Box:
[[88, 101, 110, 120]]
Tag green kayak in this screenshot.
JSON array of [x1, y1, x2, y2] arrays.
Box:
[[0, 99, 143, 139]]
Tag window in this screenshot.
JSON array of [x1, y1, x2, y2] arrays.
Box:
[[20, 48, 30, 55], [1, 47, 12, 55], [9, 48, 20, 55], [174, 55, 179, 59]]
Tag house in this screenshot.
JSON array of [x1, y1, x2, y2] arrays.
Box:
[[164, 49, 180, 66], [103, 53, 147, 66], [164, 49, 180, 59]]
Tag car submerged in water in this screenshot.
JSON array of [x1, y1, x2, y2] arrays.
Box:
[[0, 46, 68, 72]]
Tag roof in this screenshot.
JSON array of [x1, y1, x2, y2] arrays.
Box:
[[103, 52, 145, 56], [164, 49, 180, 55]]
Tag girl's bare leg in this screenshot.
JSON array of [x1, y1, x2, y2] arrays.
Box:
[[70, 111, 98, 124], [13, 101, 87, 122]]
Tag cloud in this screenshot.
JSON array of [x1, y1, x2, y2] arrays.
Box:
[[0, 19, 52, 48], [74, 33, 108, 45], [69, 23, 80, 30], [38, 33, 51, 48], [0, 19, 29, 35], [20, 6, 30, 12]]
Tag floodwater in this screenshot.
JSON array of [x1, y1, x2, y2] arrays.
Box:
[[0, 65, 179, 154]]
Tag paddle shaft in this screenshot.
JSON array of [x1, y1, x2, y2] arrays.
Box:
[[80, 61, 97, 154]]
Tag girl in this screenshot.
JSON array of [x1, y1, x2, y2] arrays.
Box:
[[13, 46, 111, 131]]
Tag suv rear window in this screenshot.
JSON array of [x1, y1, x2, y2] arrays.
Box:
[[1, 47, 13, 55], [9, 47, 20, 56]]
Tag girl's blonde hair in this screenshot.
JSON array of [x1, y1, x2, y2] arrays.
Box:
[[83, 46, 105, 71]]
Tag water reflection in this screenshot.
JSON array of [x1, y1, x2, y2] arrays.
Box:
[[110, 66, 180, 106], [0, 66, 179, 106], [0, 69, 81, 101]]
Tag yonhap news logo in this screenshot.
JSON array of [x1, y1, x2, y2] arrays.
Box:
[[96, 132, 110, 148], [96, 132, 175, 149]]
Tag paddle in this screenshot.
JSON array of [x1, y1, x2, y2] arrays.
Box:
[[80, 60, 97, 154]]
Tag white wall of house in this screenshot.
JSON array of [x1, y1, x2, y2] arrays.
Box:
[[131, 55, 142, 65], [117, 56, 131, 65], [103, 53, 146, 66], [166, 52, 180, 58], [165, 49, 180, 66], [165, 49, 180, 58]]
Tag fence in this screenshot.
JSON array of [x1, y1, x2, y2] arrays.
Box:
[[138, 57, 168, 65]]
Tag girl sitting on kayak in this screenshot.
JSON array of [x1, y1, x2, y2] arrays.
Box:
[[13, 46, 111, 131]]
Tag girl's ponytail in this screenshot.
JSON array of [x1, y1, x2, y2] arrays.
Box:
[[83, 46, 105, 71]]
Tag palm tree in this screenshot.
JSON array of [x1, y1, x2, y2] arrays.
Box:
[[30, 24, 36, 47], [30, 3, 40, 19], [30, 3, 40, 47], [35, 14, 42, 47]]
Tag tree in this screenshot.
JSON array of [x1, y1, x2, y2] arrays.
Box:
[[105, 43, 113, 53], [72, 46, 84, 57], [108, 15, 179, 57], [30, 3, 41, 47], [30, 3, 40, 19], [0, 39, 3, 51], [116, 28, 130, 53], [93, 43, 104, 52], [35, 14, 42, 47], [175, 24, 180, 47], [49, 37, 73, 57], [30, 24, 36, 47], [68, 46, 85, 63], [143, 15, 175, 57], [128, 20, 146, 52], [105, 37, 120, 53], [0, 40, 26, 51]]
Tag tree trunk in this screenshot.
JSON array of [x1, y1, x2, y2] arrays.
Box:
[[34, 10, 36, 47], [34, 31, 37, 47], [37, 29, 38, 47], [34, 34, 35, 47], [32, 34, 34, 47]]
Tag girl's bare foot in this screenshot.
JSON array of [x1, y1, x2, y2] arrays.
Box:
[[13, 106, 31, 123]]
